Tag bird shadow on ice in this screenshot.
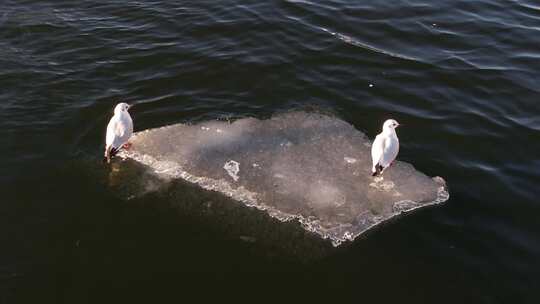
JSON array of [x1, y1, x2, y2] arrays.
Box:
[[105, 158, 169, 200]]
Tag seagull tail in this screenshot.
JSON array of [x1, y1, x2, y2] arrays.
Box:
[[371, 164, 383, 176], [103, 146, 118, 164]]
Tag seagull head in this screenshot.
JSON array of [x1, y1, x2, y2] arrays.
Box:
[[383, 119, 400, 131], [114, 102, 131, 115]]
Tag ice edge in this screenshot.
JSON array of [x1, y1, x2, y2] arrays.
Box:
[[120, 148, 449, 247]]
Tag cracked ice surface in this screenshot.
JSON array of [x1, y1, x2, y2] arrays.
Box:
[[120, 112, 448, 246]]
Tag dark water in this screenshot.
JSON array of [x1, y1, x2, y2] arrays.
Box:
[[2, 0, 539, 302]]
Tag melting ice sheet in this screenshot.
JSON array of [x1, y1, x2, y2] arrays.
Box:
[[120, 112, 449, 246]]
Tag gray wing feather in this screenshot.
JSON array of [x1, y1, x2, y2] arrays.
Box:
[[371, 134, 385, 168], [106, 114, 133, 149], [379, 136, 399, 168]]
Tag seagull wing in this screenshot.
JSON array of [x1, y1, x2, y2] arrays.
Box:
[[371, 133, 385, 169], [379, 135, 399, 168], [106, 114, 133, 149]]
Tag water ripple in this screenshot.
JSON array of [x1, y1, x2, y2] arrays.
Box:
[[1, 1, 540, 300]]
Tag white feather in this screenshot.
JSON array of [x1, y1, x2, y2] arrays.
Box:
[[105, 103, 133, 159], [371, 119, 400, 174]]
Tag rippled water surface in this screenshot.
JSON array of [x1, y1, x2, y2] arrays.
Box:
[[2, 0, 539, 303]]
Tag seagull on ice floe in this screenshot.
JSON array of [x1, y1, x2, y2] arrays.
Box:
[[371, 119, 400, 176], [104, 102, 133, 163]]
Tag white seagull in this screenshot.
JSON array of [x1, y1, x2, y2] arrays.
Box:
[[371, 119, 400, 176], [104, 102, 133, 163]]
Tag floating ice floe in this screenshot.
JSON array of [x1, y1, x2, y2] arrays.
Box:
[[120, 112, 448, 246], [223, 160, 240, 181]]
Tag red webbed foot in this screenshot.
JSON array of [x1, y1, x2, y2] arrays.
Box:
[[122, 142, 132, 150]]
